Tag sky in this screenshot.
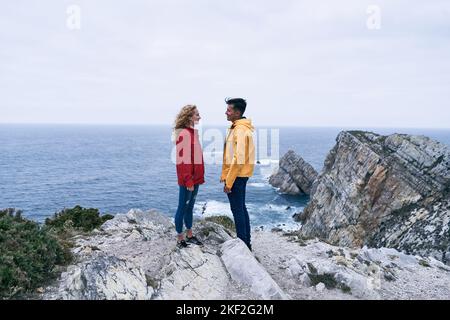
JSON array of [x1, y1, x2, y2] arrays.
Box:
[[1, 0, 449, 128]]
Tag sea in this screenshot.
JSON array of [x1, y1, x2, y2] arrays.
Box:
[[1, 124, 449, 231]]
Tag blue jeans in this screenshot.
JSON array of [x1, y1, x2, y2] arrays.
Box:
[[227, 177, 251, 250], [175, 185, 199, 234]]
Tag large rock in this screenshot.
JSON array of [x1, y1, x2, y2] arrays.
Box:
[[43, 208, 450, 300], [47, 255, 154, 300], [253, 231, 450, 300], [220, 239, 289, 300], [299, 131, 450, 263], [156, 246, 230, 300], [269, 150, 318, 195], [44, 209, 259, 300]]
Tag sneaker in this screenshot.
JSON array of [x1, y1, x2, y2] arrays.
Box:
[[176, 239, 189, 249], [186, 235, 203, 246]]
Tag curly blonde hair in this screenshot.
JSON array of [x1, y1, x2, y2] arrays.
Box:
[[172, 105, 197, 142], [174, 104, 197, 129]]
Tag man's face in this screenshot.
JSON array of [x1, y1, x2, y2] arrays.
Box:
[[225, 105, 240, 122]]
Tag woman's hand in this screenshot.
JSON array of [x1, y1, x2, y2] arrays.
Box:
[[187, 186, 194, 192]]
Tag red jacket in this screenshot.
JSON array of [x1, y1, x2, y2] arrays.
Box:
[[175, 128, 205, 188]]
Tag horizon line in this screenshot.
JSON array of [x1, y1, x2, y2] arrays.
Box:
[[0, 122, 450, 130]]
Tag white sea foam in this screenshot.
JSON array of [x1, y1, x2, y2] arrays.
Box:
[[194, 200, 302, 232], [194, 200, 232, 218], [260, 203, 297, 212], [257, 159, 279, 166], [248, 182, 267, 188]]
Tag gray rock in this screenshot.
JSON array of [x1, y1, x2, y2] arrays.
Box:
[[269, 150, 318, 195], [43, 208, 450, 301], [253, 231, 450, 300], [196, 220, 234, 244], [300, 131, 450, 263], [49, 254, 153, 300], [220, 239, 289, 300], [101, 209, 173, 234], [315, 283, 325, 292], [445, 252, 450, 265], [45, 210, 259, 300], [156, 246, 230, 300], [299, 273, 311, 287]]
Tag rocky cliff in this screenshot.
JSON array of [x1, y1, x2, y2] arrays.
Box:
[[269, 150, 318, 195], [42, 209, 450, 300], [299, 131, 450, 263]]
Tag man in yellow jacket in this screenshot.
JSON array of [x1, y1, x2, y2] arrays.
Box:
[[221, 98, 255, 251]]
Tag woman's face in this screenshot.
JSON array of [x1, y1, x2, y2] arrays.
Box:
[[191, 108, 201, 126]]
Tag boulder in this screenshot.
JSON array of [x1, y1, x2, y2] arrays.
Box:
[[48, 254, 153, 300], [220, 239, 289, 300], [269, 150, 318, 195]]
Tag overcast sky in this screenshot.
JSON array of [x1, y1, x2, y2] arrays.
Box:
[[1, 1, 449, 128]]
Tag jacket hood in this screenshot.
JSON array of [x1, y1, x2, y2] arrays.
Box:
[[232, 118, 254, 131]]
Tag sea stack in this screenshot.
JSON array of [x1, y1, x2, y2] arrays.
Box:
[[269, 150, 318, 195]]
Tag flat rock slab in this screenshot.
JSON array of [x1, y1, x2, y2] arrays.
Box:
[[220, 239, 289, 300]]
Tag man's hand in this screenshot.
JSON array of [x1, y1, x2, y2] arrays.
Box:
[[187, 185, 194, 192], [223, 186, 232, 194]]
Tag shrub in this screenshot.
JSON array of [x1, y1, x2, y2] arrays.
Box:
[[0, 208, 72, 299], [1, 205, 113, 298], [204, 216, 235, 231], [45, 205, 113, 232]]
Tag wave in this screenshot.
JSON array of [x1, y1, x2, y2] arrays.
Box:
[[194, 200, 232, 218], [248, 182, 267, 188], [257, 159, 279, 165], [194, 200, 303, 232]]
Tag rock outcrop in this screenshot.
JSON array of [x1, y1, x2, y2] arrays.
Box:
[[255, 230, 450, 300], [44, 209, 286, 300], [42, 208, 450, 300], [299, 131, 450, 263], [220, 239, 288, 300], [49, 254, 154, 300], [269, 150, 318, 195]]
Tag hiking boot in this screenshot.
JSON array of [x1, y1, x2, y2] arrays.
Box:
[[176, 239, 189, 249], [186, 236, 203, 246]]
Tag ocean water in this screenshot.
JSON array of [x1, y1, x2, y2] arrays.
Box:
[[1, 124, 449, 231]]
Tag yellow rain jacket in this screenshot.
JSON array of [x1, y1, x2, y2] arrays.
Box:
[[221, 118, 255, 189]]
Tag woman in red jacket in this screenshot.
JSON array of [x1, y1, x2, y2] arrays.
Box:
[[173, 105, 205, 248]]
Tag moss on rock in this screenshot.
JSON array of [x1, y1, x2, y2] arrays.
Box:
[[204, 216, 235, 232]]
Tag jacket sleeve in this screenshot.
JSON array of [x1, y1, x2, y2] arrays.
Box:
[[220, 157, 229, 183], [225, 128, 246, 189], [176, 131, 194, 188]]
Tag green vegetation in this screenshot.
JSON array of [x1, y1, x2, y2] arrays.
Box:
[[204, 216, 235, 232], [308, 273, 338, 289], [0, 206, 113, 299], [45, 205, 113, 232], [282, 231, 311, 246], [145, 275, 159, 290], [0, 208, 70, 298], [419, 259, 431, 268], [307, 262, 352, 294]]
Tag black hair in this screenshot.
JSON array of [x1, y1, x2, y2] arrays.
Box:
[[225, 98, 247, 116]]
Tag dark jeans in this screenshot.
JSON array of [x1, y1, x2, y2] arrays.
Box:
[[174, 185, 199, 234], [227, 177, 251, 250]]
